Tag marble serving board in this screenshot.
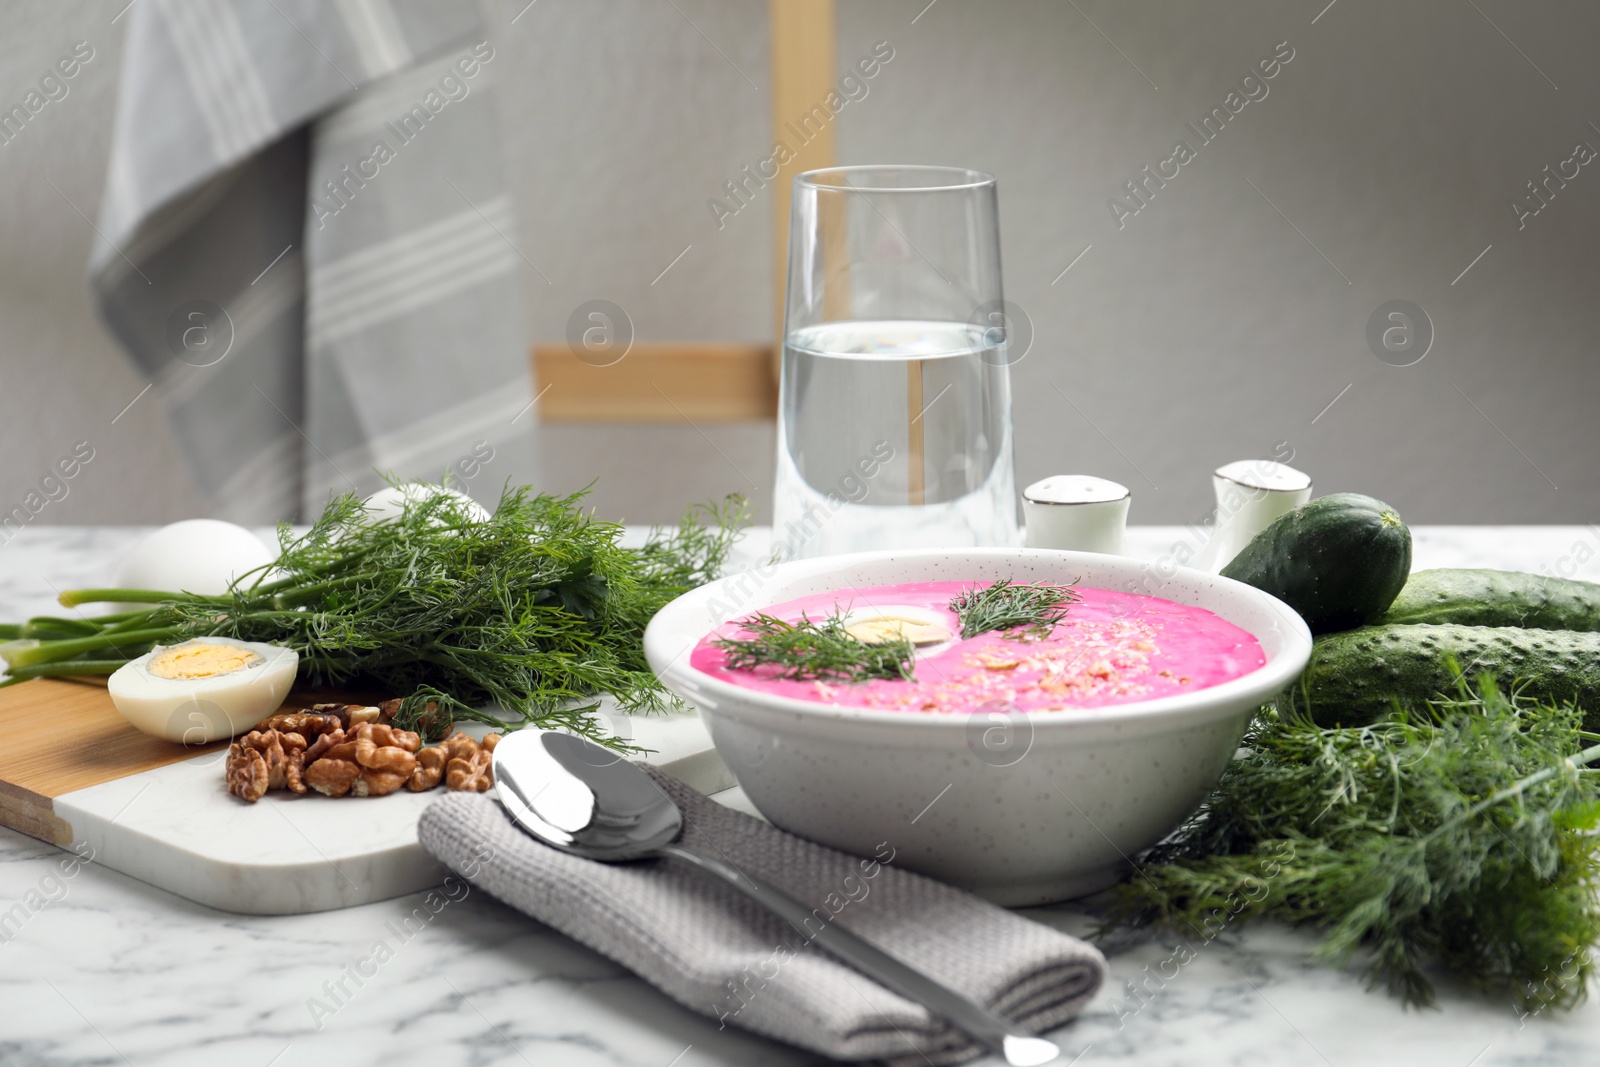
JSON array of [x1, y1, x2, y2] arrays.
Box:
[[0, 677, 732, 915]]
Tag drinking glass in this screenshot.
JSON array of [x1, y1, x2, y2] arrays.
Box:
[[772, 165, 1019, 559]]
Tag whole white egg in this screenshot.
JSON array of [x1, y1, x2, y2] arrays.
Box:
[[361, 484, 491, 526], [116, 519, 277, 598]]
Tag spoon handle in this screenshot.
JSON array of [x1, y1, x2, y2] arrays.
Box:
[[658, 843, 1059, 1066]]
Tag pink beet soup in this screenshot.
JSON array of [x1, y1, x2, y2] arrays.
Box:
[[689, 581, 1265, 714]]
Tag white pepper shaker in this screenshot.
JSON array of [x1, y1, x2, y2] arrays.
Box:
[[1022, 475, 1131, 555], [1194, 459, 1312, 572]]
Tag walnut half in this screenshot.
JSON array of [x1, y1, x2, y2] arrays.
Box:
[[446, 731, 499, 792], [225, 728, 308, 803], [309, 702, 388, 730], [225, 743, 269, 803], [304, 757, 361, 798], [408, 731, 499, 793], [253, 711, 342, 740]]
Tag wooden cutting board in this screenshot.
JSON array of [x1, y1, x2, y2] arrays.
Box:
[[0, 677, 731, 914], [0, 677, 231, 845]]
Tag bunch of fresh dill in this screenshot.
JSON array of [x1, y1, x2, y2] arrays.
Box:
[[714, 610, 915, 683], [1103, 672, 1600, 1010], [949, 579, 1079, 641], [3, 484, 748, 745]]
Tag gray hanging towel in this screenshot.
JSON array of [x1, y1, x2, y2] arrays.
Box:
[[91, 0, 534, 522]]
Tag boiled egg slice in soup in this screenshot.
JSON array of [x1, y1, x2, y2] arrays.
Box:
[[108, 637, 298, 743], [840, 605, 953, 647]]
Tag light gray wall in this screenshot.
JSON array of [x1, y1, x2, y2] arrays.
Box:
[[832, 0, 1600, 526], [2, 0, 1596, 528], [493, 0, 778, 525], [0, 2, 206, 525]]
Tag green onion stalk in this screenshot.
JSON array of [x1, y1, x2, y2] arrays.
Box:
[[1, 483, 749, 746]]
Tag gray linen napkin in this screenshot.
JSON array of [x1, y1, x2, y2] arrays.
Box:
[[418, 768, 1106, 1065]]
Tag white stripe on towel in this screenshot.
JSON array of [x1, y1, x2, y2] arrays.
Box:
[[334, 0, 413, 79], [313, 59, 463, 149], [319, 377, 530, 484], [160, 0, 277, 163], [308, 198, 517, 349]]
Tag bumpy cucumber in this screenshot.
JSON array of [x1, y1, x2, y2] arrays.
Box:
[[1221, 493, 1411, 635], [1297, 623, 1600, 733], [1381, 568, 1600, 631]]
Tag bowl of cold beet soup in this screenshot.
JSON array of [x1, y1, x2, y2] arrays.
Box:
[[644, 548, 1312, 905]]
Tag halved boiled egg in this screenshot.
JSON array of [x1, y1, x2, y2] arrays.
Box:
[[108, 637, 298, 743], [840, 605, 954, 647]]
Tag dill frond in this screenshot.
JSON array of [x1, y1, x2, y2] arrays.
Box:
[[714, 610, 915, 683], [1103, 667, 1600, 1011], [949, 579, 1079, 641]]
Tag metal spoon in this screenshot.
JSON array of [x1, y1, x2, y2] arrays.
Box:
[[491, 730, 1061, 1067]]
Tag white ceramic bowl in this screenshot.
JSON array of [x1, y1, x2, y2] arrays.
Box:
[[644, 549, 1312, 906]]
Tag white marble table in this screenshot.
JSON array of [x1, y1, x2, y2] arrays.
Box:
[[2, 526, 1598, 1067]]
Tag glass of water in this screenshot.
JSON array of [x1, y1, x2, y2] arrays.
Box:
[[772, 166, 1019, 559]]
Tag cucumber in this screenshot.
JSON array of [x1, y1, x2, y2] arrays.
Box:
[[1297, 623, 1600, 733], [1221, 493, 1411, 635], [1381, 568, 1600, 631]]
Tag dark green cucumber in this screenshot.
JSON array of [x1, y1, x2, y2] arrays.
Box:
[[1297, 623, 1600, 732], [1381, 568, 1600, 631], [1221, 493, 1412, 635]]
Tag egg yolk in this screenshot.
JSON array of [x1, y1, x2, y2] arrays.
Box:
[[844, 616, 952, 646], [147, 642, 264, 680]]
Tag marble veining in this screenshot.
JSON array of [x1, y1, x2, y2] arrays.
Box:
[[2, 526, 1598, 1065]]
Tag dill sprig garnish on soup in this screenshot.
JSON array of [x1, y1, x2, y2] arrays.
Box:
[[949, 579, 1080, 641], [713, 610, 915, 683]]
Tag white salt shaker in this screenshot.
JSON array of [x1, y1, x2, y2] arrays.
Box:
[[1194, 459, 1312, 573], [1022, 475, 1131, 555]]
